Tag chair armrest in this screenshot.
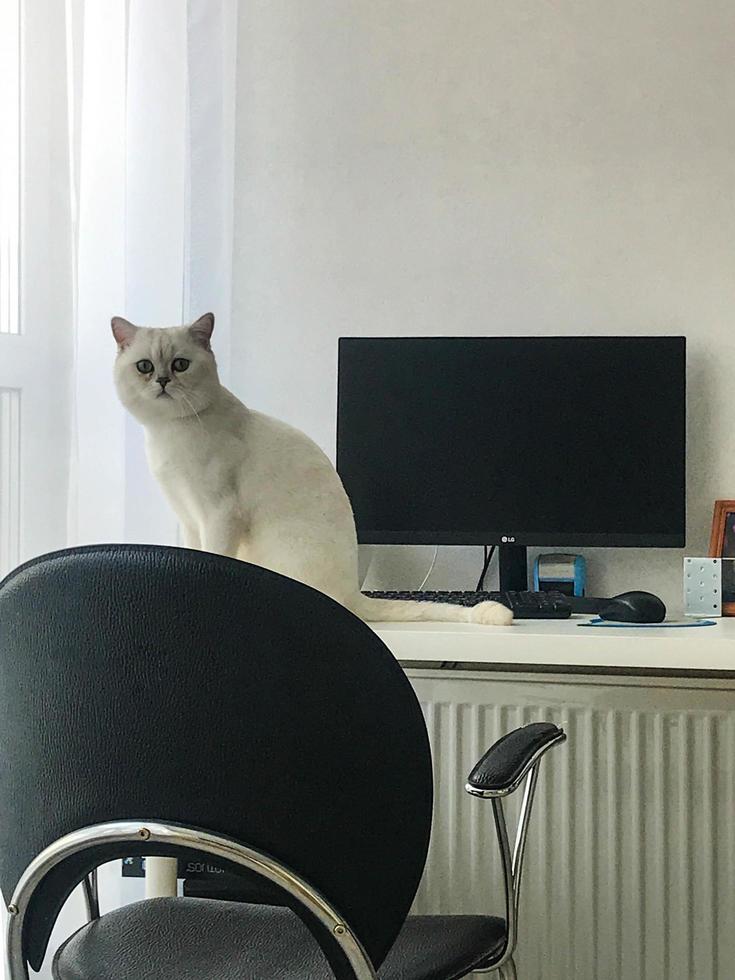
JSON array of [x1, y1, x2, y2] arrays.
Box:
[[465, 722, 565, 797]]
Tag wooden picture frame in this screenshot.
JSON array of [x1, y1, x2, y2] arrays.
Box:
[[708, 500, 735, 615]]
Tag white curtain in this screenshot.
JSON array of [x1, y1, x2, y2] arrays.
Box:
[[68, 0, 239, 550], [0, 0, 239, 973], [0, 0, 238, 569]]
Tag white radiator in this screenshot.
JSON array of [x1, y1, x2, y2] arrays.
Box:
[[407, 668, 735, 980]]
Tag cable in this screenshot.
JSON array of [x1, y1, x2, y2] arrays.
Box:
[[418, 546, 439, 590], [476, 545, 496, 591]]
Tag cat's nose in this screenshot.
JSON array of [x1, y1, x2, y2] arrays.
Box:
[[156, 376, 171, 389]]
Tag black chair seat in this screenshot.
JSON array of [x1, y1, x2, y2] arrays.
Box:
[[53, 898, 506, 980]]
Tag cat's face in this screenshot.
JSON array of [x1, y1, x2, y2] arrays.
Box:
[[112, 313, 220, 424]]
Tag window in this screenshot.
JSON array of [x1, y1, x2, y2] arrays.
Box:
[[0, 0, 20, 336], [0, 0, 72, 579], [0, 0, 21, 578]]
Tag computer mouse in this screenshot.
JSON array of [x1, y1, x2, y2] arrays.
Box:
[[598, 591, 666, 624]]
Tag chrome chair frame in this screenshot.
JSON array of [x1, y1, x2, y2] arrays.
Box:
[[7, 731, 565, 980], [5, 821, 377, 980], [81, 869, 99, 921], [466, 728, 566, 978]]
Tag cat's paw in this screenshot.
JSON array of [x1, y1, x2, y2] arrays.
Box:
[[470, 600, 514, 626]]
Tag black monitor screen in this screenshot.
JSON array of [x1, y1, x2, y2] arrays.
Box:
[[337, 336, 686, 547]]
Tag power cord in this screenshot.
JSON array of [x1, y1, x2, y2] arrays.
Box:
[[418, 546, 439, 590], [476, 545, 496, 591]]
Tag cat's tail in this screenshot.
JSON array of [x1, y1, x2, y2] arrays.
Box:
[[353, 594, 513, 626]]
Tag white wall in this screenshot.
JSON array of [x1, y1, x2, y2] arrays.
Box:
[[231, 0, 735, 610]]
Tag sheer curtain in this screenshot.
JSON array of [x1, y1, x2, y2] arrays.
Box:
[[69, 0, 238, 551], [0, 0, 238, 973], [0, 0, 238, 570]]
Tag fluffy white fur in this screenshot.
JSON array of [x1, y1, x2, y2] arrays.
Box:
[[111, 314, 513, 626]]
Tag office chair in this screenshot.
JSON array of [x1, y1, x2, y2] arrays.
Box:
[[0, 544, 565, 980]]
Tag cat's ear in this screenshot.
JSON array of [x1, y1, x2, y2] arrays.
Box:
[[189, 312, 214, 350], [111, 316, 138, 350]]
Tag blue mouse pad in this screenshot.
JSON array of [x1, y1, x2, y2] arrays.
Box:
[[579, 618, 717, 629]]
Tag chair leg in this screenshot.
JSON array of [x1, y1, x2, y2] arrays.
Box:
[[495, 958, 517, 980], [470, 954, 517, 979]]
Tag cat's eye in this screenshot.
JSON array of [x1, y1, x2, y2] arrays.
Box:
[[136, 359, 154, 374], [172, 357, 190, 373]]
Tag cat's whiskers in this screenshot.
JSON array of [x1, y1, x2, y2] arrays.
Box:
[[179, 389, 204, 432]]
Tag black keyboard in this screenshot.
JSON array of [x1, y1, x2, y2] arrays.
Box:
[[362, 589, 572, 620]]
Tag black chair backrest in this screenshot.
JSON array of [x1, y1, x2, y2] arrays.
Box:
[[0, 545, 433, 971]]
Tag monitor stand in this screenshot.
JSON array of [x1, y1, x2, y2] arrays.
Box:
[[498, 544, 528, 592]]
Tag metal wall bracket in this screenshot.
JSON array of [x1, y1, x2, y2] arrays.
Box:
[[683, 557, 721, 617]]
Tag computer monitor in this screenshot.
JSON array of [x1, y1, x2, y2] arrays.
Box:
[[336, 336, 686, 589]]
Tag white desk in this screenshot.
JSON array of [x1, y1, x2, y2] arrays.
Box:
[[372, 617, 735, 980], [373, 615, 735, 674]]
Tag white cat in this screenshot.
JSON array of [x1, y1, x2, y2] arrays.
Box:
[[112, 313, 513, 626]]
